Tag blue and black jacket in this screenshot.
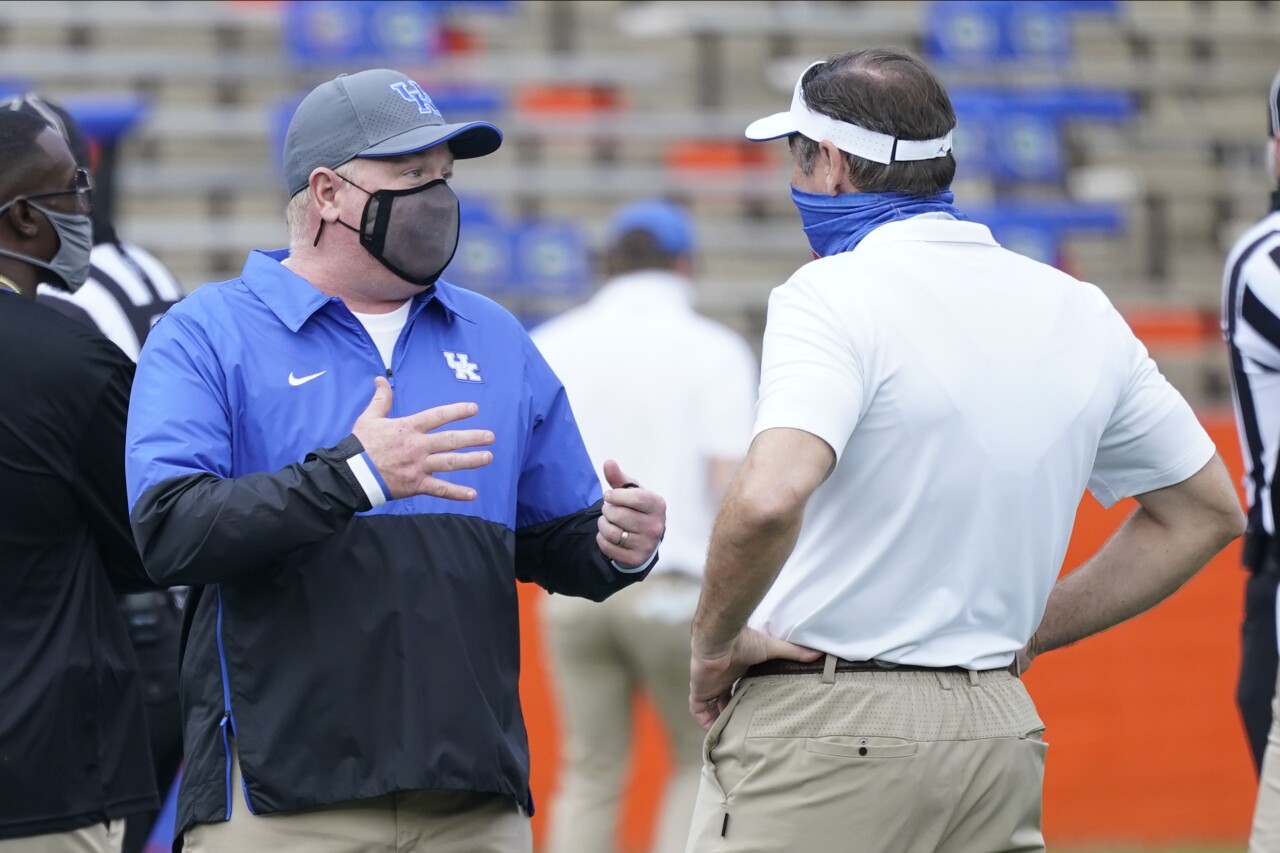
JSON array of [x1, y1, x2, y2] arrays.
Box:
[[125, 250, 652, 840]]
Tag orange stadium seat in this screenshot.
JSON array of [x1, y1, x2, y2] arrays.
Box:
[[515, 84, 624, 116], [664, 140, 774, 173]]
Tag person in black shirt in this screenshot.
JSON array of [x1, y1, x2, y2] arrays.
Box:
[[2, 92, 185, 853], [0, 110, 157, 852]]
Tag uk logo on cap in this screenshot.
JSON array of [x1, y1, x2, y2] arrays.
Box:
[[390, 81, 442, 118]]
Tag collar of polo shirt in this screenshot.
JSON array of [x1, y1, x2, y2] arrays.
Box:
[[745, 61, 954, 166]]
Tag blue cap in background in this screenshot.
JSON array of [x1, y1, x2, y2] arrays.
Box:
[[605, 199, 695, 255]]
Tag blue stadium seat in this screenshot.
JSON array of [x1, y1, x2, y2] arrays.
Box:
[[1004, 2, 1072, 64], [950, 89, 1001, 180], [446, 197, 514, 295], [1049, 0, 1121, 13], [992, 108, 1067, 184], [519, 311, 563, 334], [952, 88, 1066, 183], [952, 86, 1135, 184], [511, 220, 591, 298], [967, 201, 1124, 266], [428, 86, 506, 122], [60, 96, 149, 145], [0, 79, 31, 100], [925, 1, 1118, 67], [1031, 201, 1125, 233], [979, 214, 1060, 266], [923, 1, 1005, 66], [437, 0, 517, 10], [283, 0, 442, 68], [1026, 88, 1135, 123], [270, 98, 303, 180]]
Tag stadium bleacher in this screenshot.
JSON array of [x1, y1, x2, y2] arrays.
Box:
[[1, 0, 1275, 408]]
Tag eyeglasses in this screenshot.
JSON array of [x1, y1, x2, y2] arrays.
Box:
[[23, 167, 93, 213]]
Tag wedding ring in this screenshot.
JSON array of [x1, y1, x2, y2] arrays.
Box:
[[617, 530, 629, 547]]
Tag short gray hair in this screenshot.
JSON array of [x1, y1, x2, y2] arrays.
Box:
[[285, 159, 363, 248]]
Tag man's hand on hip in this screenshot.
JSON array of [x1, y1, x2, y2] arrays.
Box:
[[690, 627, 820, 731], [352, 376, 494, 501], [596, 459, 666, 568]]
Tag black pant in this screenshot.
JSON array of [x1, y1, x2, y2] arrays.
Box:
[[1239, 571, 1280, 774], [119, 593, 185, 853]]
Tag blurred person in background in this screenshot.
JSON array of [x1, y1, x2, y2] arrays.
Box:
[[686, 48, 1244, 853], [531, 200, 757, 853], [0, 109, 157, 853], [1238, 68, 1280, 852], [1, 92, 186, 853], [124, 68, 666, 853]]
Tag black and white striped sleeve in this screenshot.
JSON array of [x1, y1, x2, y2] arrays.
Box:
[[1233, 237, 1280, 371]]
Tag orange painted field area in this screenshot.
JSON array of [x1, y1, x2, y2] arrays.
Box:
[[516, 412, 1258, 851]]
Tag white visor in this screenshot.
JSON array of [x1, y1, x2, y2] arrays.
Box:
[[745, 61, 954, 166]]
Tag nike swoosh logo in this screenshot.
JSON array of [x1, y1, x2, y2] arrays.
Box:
[[288, 370, 326, 386]]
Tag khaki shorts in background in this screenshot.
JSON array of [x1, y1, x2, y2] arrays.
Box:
[[685, 666, 1048, 853], [544, 572, 706, 853]]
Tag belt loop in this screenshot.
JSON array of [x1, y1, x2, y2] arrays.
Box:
[[968, 669, 979, 687], [821, 653, 838, 684]]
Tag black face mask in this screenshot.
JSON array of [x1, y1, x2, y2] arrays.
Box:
[[321, 176, 460, 288]]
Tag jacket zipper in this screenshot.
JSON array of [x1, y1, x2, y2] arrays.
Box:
[[214, 584, 255, 816]]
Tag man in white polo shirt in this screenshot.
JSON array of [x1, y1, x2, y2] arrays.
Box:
[[532, 200, 756, 853], [685, 48, 1245, 853]]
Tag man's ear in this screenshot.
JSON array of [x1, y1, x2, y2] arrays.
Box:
[[309, 168, 343, 224], [3, 199, 41, 239], [816, 140, 854, 196]]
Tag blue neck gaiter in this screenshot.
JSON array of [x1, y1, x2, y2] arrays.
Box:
[[791, 187, 966, 258]]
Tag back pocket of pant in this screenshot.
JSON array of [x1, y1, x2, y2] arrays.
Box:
[[804, 736, 918, 759]]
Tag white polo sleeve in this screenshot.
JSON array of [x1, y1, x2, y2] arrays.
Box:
[[753, 272, 865, 461], [1088, 303, 1216, 508]]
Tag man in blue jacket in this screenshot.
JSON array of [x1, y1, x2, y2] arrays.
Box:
[[125, 68, 667, 853]]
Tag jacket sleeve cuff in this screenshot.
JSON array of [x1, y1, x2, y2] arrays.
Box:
[[612, 546, 659, 574], [345, 451, 391, 509], [313, 434, 388, 512]]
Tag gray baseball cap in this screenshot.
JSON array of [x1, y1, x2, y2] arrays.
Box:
[[283, 68, 503, 197]]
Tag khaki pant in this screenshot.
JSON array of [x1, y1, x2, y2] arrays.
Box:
[[0, 820, 124, 853], [184, 743, 531, 853], [544, 573, 706, 853], [1250, 665, 1280, 851], [686, 663, 1048, 853]]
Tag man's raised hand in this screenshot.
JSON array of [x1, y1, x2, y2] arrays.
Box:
[[596, 459, 666, 567], [352, 376, 494, 501]]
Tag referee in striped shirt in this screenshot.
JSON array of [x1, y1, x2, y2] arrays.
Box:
[[1223, 68, 1280, 779]]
